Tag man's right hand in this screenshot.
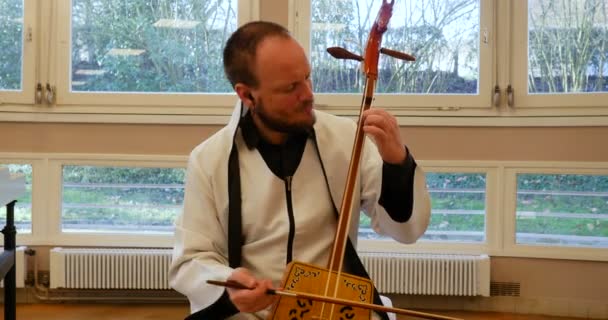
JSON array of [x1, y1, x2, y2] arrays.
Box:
[[226, 267, 277, 313]]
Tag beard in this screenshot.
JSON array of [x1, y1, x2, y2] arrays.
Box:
[[253, 98, 316, 134]]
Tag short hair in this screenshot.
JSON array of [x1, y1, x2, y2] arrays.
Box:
[[223, 21, 291, 88]]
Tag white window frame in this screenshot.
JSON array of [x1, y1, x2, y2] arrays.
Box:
[[0, 154, 47, 246], [502, 163, 608, 262], [0, 0, 37, 105], [359, 160, 608, 262], [288, 0, 495, 112], [45, 154, 187, 247], [48, 0, 258, 114], [358, 162, 501, 256]]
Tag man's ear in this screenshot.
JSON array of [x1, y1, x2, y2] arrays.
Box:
[[234, 84, 255, 108]]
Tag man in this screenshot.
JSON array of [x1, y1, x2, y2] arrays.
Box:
[[169, 21, 431, 320]]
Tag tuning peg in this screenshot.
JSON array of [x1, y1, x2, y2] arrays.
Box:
[[326, 47, 363, 61], [380, 48, 415, 61]]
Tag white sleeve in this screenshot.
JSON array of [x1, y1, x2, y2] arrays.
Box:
[[360, 141, 431, 244], [169, 151, 234, 313]]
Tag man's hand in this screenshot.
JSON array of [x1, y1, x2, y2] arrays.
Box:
[[362, 108, 406, 164], [226, 268, 277, 313]]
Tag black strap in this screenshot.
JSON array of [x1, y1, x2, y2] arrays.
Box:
[[228, 143, 242, 268], [344, 239, 389, 320]]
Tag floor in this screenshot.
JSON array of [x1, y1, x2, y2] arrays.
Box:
[[8, 303, 591, 320]]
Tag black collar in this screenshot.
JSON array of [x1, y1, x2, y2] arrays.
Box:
[[239, 108, 312, 149], [238, 109, 311, 178]]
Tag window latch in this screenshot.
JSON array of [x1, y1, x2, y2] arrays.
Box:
[[36, 83, 43, 104], [45, 83, 56, 105], [26, 27, 33, 42], [492, 85, 501, 107], [506, 85, 514, 108]]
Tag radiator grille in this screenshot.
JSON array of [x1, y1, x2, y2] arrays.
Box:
[[0, 246, 27, 288], [50, 248, 172, 289], [359, 252, 490, 296], [50, 248, 490, 296], [490, 281, 520, 296]]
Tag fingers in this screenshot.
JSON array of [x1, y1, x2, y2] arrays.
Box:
[[226, 268, 277, 313], [362, 109, 405, 164], [227, 267, 257, 289]]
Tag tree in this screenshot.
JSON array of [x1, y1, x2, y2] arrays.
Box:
[[311, 0, 479, 94], [71, 0, 236, 93], [528, 0, 608, 93], [0, 0, 23, 90]]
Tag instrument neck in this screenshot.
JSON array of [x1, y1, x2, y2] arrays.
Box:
[[327, 77, 376, 272]]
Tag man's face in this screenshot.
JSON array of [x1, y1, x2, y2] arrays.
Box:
[[248, 36, 315, 136]]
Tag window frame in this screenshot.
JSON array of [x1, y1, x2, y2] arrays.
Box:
[[0, 153, 187, 248], [288, 0, 496, 111], [51, 0, 259, 112], [0, 154, 46, 246], [502, 164, 608, 261], [358, 162, 501, 255], [4, 153, 608, 260]]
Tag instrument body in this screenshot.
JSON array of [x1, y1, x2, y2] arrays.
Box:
[[269, 261, 372, 319]]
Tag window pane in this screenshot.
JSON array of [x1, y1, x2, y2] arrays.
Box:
[[0, 164, 32, 234], [311, 0, 480, 94], [516, 174, 608, 248], [71, 0, 237, 93], [61, 165, 185, 234], [528, 0, 608, 93], [0, 0, 23, 91], [359, 172, 486, 243]]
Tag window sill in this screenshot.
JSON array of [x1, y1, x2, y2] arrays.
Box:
[[1, 104, 608, 126]]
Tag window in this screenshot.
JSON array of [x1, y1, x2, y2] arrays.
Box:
[[61, 165, 185, 235], [424, 172, 487, 243], [527, 1, 608, 95], [359, 172, 487, 243], [69, 0, 235, 94], [56, 0, 253, 108], [0, 164, 32, 234], [512, 0, 608, 108], [515, 173, 608, 248], [0, 0, 257, 113], [0, 0, 23, 91], [0, 0, 35, 104], [292, 0, 608, 116], [311, 0, 480, 95], [293, 0, 493, 109], [358, 164, 500, 254]]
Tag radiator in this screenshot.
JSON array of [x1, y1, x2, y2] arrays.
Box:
[[50, 247, 172, 290], [360, 252, 490, 296], [49, 248, 490, 296], [0, 246, 27, 288]]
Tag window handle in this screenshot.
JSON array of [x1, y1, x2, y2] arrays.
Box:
[[492, 85, 501, 107], [506, 85, 514, 108], [35, 83, 43, 104], [45, 83, 56, 105]]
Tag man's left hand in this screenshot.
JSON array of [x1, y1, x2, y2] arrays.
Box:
[[362, 108, 406, 164]]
